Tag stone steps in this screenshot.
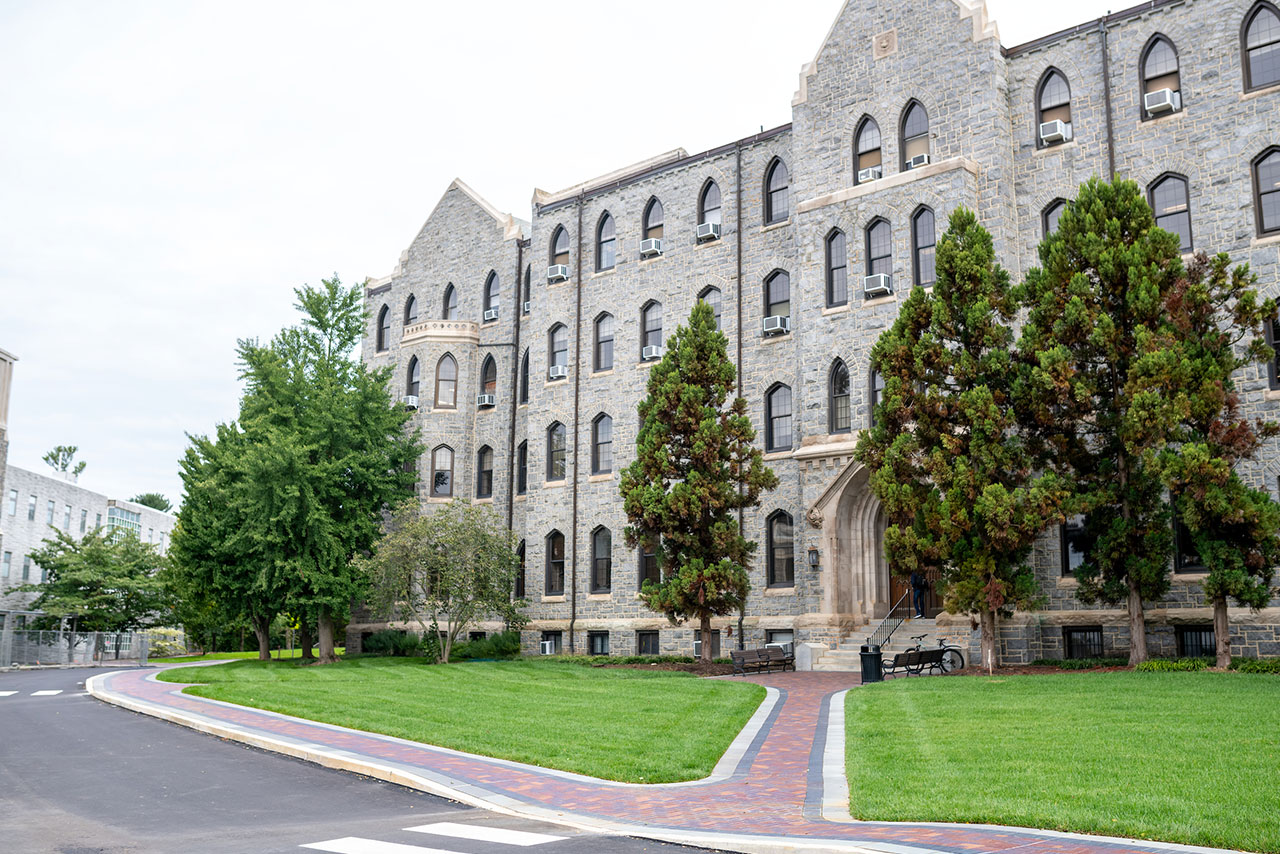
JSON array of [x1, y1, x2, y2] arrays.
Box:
[[810, 617, 940, 671]]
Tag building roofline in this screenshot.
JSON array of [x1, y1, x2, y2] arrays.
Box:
[[1003, 0, 1184, 57], [0, 347, 17, 363]]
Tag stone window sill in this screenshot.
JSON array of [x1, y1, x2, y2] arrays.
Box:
[[822, 304, 850, 316], [1241, 83, 1280, 101], [587, 473, 614, 483], [761, 219, 791, 233], [861, 294, 896, 308], [543, 481, 565, 489], [1251, 232, 1280, 248], [764, 585, 795, 595], [763, 450, 791, 461], [542, 595, 566, 603]]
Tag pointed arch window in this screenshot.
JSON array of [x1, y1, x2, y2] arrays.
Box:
[[519, 349, 530, 403], [430, 445, 454, 498], [698, 286, 722, 330], [1149, 174, 1192, 253], [765, 270, 790, 320], [829, 360, 850, 434], [855, 117, 882, 182], [523, 265, 532, 314], [376, 305, 390, 351], [551, 225, 570, 267], [480, 355, 497, 397], [594, 313, 614, 372], [546, 422, 566, 481], [596, 213, 616, 271], [548, 324, 568, 378], [1036, 69, 1072, 146], [546, 530, 565, 595], [592, 413, 613, 474], [767, 510, 795, 587], [869, 368, 885, 428], [406, 356, 420, 397], [699, 180, 722, 226], [1244, 3, 1280, 91], [900, 101, 930, 168], [641, 301, 663, 357], [483, 271, 499, 319], [404, 295, 418, 325], [912, 206, 936, 287], [765, 159, 789, 224], [865, 218, 892, 280], [443, 284, 458, 320], [476, 445, 494, 498], [515, 541, 526, 599], [643, 198, 664, 240], [435, 354, 457, 408], [825, 229, 848, 307], [765, 383, 793, 452], [639, 540, 660, 587], [1141, 35, 1181, 117], [516, 440, 528, 494], [1253, 148, 1280, 235], [1043, 199, 1067, 237], [591, 527, 612, 593]]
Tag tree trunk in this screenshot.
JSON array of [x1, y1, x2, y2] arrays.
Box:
[[316, 611, 338, 664], [700, 613, 712, 663], [979, 608, 997, 674], [1213, 595, 1231, 669], [1127, 578, 1148, 665], [251, 615, 271, 661], [299, 621, 315, 661]]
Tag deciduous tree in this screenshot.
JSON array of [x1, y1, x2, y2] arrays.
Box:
[[43, 445, 86, 477]]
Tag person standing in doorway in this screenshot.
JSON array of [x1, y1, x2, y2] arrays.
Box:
[[910, 570, 928, 619]]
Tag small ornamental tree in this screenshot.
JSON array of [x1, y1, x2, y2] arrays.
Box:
[[43, 445, 86, 477], [1152, 253, 1280, 668], [358, 500, 526, 664], [1017, 177, 1186, 665], [620, 300, 778, 662]]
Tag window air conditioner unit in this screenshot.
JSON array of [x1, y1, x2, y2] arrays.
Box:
[[864, 273, 893, 298], [476, 393, 496, 408], [696, 222, 721, 242], [548, 364, 568, 380], [522, 300, 531, 313], [1144, 88, 1180, 114], [906, 153, 930, 170], [693, 640, 702, 658], [400, 395, 418, 410], [483, 307, 499, 322], [762, 315, 790, 336], [857, 165, 882, 183], [1039, 120, 1070, 144], [641, 345, 664, 361], [547, 264, 570, 283], [540, 640, 556, 655], [639, 238, 663, 258]]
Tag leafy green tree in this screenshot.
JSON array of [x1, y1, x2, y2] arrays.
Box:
[[1152, 253, 1280, 667], [43, 445, 86, 477], [359, 500, 526, 663], [233, 277, 420, 663], [856, 208, 1065, 671], [620, 301, 778, 662], [22, 528, 168, 632], [130, 492, 172, 512], [1017, 177, 1186, 665]]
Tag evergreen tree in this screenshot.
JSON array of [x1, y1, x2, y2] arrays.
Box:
[[1017, 177, 1186, 664], [1152, 253, 1280, 667], [619, 301, 777, 661], [130, 492, 172, 512], [856, 208, 1065, 670]]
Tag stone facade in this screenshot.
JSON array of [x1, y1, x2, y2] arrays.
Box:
[[350, 0, 1280, 663]]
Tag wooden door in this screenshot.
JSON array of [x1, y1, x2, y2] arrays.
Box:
[[889, 568, 942, 618]]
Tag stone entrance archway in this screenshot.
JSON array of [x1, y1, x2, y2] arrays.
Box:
[[807, 458, 893, 623]]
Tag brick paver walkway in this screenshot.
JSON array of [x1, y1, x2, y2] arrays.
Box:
[[93, 668, 1229, 854]]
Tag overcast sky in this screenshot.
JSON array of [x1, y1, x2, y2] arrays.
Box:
[[0, 1, 1116, 506]]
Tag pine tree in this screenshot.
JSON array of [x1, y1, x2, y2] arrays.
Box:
[[619, 300, 777, 662], [1017, 177, 1186, 664], [1152, 253, 1280, 667]]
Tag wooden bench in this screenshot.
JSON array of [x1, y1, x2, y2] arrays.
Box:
[[731, 646, 795, 675], [881, 647, 946, 677]]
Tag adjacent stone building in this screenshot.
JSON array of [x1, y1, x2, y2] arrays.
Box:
[[351, 0, 1280, 663]]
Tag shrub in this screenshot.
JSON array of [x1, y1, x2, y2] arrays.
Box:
[[1134, 657, 1209, 672], [1231, 657, 1280, 674], [451, 630, 522, 661], [363, 629, 422, 657], [1030, 657, 1130, 670]]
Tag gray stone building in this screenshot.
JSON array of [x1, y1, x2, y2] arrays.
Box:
[[352, 0, 1280, 663]]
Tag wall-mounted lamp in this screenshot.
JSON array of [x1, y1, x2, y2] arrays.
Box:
[[808, 548, 820, 567]]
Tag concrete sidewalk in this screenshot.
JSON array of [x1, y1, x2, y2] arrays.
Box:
[[88, 667, 1236, 854]]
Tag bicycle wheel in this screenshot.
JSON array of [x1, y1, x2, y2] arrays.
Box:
[[941, 648, 964, 673]]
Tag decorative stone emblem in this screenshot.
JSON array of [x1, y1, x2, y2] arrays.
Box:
[[873, 29, 898, 61], [807, 507, 824, 529]]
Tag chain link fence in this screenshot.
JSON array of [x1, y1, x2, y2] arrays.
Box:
[[0, 629, 149, 667]]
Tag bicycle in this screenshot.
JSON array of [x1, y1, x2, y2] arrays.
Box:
[[906, 633, 965, 674]]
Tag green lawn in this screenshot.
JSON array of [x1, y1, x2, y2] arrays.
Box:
[[846, 672, 1280, 852], [158, 657, 764, 783], [150, 648, 344, 663]]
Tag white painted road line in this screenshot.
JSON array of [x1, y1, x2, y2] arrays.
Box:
[[405, 821, 568, 846], [31, 690, 63, 696], [301, 838, 467, 854], [0, 691, 17, 697]]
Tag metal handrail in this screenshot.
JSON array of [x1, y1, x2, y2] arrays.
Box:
[[866, 590, 913, 649]]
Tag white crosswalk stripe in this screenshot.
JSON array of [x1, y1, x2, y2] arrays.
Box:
[[301, 839, 467, 854], [0, 691, 17, 697], [31, 690, 63, 696], [405, 822, 566, 847]]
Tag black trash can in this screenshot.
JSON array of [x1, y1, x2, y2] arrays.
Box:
[[860, 644, 883, 683]]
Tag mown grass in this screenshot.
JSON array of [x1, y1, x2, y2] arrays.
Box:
[[846, 672, 1280, 852], [150, 648, 344, 663], [158, 657, 764, 783]]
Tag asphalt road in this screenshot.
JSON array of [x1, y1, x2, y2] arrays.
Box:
[[0, 667, 716, 854]]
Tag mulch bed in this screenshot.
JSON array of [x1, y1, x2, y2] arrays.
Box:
[[596, 661, 736, 677], [955, 664, 1131, 675]]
